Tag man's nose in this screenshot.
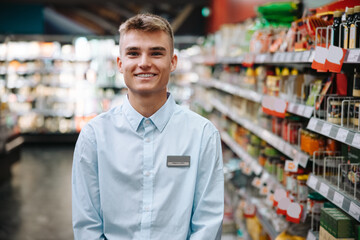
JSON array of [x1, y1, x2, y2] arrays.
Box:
[[138, 54, 151, 68]]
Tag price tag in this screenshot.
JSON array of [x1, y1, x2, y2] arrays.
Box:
[[260, 54, 267, 63], [288, 102, 296, 112], [333, 191, 344, 207], [255, 55, 262, 63], [301, 51, 311, 62], [304, 106, 313, 118], [307, 175, 318, 189], [307, 118, 318, 130], [252, 177, 262, 188], [309, 50, 316, 62], [285, 160, 298, 172], [260, 185, 269, 195], [297, 104, 305, 115], [296, 152, 309, 168], [349, 202, 360, 220], [336, 128, 349, 142], [285, 52, 293, 62], [243, 166, 252, 176], [346, 49, 360, 63], [319, 182, 330, 197], [321, 123, 332, 136], [306, 231, 317, 240], [294, 52, 302, 62], [352, 133, 360, 149], [279, 53, 286, 62], [272, 52, 280, 62]]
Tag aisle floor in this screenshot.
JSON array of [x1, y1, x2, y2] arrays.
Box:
[[0, 144, 236, 240]]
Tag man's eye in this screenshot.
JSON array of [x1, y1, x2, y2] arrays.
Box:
[[152, 52, 163, 56], [127, 52, 138, 56]]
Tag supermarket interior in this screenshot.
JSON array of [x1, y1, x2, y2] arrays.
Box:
[[2, 0, 360, 239]]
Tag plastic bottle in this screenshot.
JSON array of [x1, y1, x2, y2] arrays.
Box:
[[332, 11, 343, 47], [349, 6, 360, 48]]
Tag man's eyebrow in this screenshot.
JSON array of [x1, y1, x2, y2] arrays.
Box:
[[125, 47, 140, 51], [150, 47, 166, 51]]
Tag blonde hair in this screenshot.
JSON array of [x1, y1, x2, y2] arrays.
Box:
[[119, 13, 174, 53]]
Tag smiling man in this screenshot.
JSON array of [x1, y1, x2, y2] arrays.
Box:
[[72, 13, 224, 240]]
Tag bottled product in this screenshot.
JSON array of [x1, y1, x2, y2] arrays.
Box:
[[332, 11, 343, 47], [341, 8, 354, 48], [354, 103, 359, 127], [349, 6, 360, 48], [354, 67, 360, 97]]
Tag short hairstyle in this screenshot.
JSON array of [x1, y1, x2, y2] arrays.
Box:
[[118, 13, 174, 53]]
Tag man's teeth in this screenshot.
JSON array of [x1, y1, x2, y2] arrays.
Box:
[[137, 74, 155, 77]]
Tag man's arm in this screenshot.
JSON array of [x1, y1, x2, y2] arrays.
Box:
[[72, 125, 105, 240], [190, 130, 224, 240]]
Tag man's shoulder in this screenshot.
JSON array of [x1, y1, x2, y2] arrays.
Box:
[[174, 105, 218, 133], [85, 105, 123, 128]]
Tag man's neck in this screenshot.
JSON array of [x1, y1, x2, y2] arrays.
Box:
[[128, 92, 168, 118]]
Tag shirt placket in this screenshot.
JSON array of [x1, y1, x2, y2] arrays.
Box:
[[140, 118, 155, 239]]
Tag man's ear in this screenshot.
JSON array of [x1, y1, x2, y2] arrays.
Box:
[[170, 54, 178, 72], [117, 56, 123, 73]]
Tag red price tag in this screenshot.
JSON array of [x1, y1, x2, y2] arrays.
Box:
[[325, 45, 346, 73], [311, 46, 328, 71]]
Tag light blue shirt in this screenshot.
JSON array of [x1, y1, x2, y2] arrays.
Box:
[[72, 93, 224, 240]]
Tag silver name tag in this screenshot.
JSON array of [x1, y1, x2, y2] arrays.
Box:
[[167, 156, 190, 167]]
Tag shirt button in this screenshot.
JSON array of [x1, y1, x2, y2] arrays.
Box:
[[145, 119, 150, 125], [145, 138, 150, 143], [144, 171, 150, 176]]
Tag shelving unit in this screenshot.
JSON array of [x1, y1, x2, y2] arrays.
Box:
[[212, 98, 310, 167], [307, 117, 360, 149], [307, 173, 360, 222]]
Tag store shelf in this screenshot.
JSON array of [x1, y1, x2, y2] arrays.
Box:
[[21, 132, 79, 143], [306, 230, 319, 240], [255, 211, 279, 240], [307, 118, 360, 150], [307, 173, 360, 222], [212, 99, 309, 167], [198, 78, 262, 103], [221, 131, 285, 192], [287, 102, 313, 119], [221, 131, 262, 175]]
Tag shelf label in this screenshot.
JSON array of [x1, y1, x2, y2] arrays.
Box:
[[297, 104, 305, 115], [333, 191, 344, 207], [288, 102, 296, 112], [311, 46, 328, 71], [309, 50, 316, 62], [346, 49, 360, 62], [252, 177, 262, 188], [294, 52, 302, 62], [349, 202, 360, 220], [301, 51, 311, 62], [321, 123, 332, 136], [319, 182, 329, 197], [325, 45, 346, 73], [352, 133, 360, 149], [285, 160, 298, 172], [307, 175, 318, 189], [285, 52, 293, 62], [304, 106, 313, 118], [336, 128, 349, 142], [279, 53, 286, 62], [278, 140, 285, 152], [307, 118, 318, 130], [296, 152, 309, 168]]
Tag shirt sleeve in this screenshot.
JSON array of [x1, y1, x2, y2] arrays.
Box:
[[190, 129, 224, 240], [72, 124, 105, 240]]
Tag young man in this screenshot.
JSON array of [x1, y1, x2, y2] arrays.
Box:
[[72, 13, 224, 240]]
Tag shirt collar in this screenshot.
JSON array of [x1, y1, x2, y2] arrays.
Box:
[[123, 93, 176, 133]]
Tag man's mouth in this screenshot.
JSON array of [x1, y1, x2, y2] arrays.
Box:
[[135, 73, 156, 78]]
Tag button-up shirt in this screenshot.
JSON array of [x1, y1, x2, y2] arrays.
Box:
[[72, 93, 224, 240]]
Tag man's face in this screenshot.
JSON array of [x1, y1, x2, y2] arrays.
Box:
[[117, 30, 177, 98]]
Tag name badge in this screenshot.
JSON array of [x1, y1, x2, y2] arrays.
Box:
[[167, 156, 190, 167]]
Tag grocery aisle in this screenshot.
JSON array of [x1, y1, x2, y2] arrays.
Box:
[[0, 144, 74, 240]]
